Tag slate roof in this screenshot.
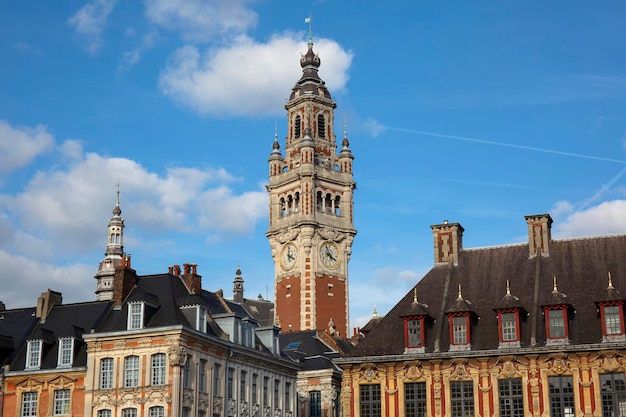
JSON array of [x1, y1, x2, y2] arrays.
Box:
[[0, 307, 38, 368], [10, 301, 110, 371], [348, 234, 626, 358], [280, 330, 342, 371]]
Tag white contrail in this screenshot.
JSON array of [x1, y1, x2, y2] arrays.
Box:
[[384, 126, 626, 164], [578, 167, 626, 210]]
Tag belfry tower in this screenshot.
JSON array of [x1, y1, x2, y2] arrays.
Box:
[[94, 187, 126, 301], [266, 34, 356, 338]]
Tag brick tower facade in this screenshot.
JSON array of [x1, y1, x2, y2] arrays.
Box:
[[266, 38, 356, 338]]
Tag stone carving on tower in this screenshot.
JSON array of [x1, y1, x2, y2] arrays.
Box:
[[94, 186, 126, 300], [266, 33, 356, 338]]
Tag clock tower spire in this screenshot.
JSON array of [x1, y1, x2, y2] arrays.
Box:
[[266, 38, 356, 338]]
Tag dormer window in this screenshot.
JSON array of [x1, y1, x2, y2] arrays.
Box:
[[451, 315, 469, 345], [544, 307, 569, 345], [180, 306, 207, 332], [400, 288, 430, 353], [57, 337, 74, 368], [127, 302, 144, 330], [496, 309, 522, 348], [446, 285, 474, 351], [494, 282, 525, 349], [599, 303, 625, 341], [26, 340, 42, 369], [542, 277, 571, 346], [596, 273, 626, 342]]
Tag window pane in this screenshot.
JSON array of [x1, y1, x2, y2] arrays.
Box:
[[122, 408, 137, 417], [360, 384, 381, 417], [499, 378, 524, 417], [408, 319, 421, 347], [453, 316, 467, 344], [152, 353, 166, 386], [601, 373, 626, 417], [100, 358, 114, 389], [549, 376, 575, 417], [605, 306, 622, 335], [97, 410, 111, 417], [549, 309, 565, 338], [450, 381, 474, 417], [405, 382, 426, 417], [54, 389, 70, 415], [124, 356, 139, 387], [21, 392, 38, 417], [501, 313, 517, 341], [149, 406, 164, 417], [310, 390, 322, 417]]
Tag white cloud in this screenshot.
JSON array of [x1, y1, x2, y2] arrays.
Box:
[[67, 0, 118, 54], [553, 200, 626, 238], [0, 251, 94, 309], [0, 120, 54, 174], [159, 34, 353, 117], [144, 0, 258, 43]]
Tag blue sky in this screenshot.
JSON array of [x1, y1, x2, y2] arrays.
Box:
[[1, 1, 626, 331]]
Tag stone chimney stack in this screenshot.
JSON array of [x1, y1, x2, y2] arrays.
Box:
[[430, 220, 464, 265], [112, 254, 137, 308], [525, 214, 553, 257], [181, 263, 202, 295], [36, 289, 62, 322]]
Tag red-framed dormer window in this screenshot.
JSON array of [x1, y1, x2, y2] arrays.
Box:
[[448, 313, 471, 347], [403, 316, 425, 348], [497, 309, 521, 344], [544, 306, 569, 343], [599, 302, 625, 338]]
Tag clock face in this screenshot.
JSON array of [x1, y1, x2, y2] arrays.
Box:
[[280, 243, 297, 270], [320, 241, 340, 269]]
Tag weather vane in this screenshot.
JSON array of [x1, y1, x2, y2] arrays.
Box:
[[305, 13, 313, 44]]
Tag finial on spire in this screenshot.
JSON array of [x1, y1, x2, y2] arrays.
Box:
[[552, 276, 559, 294], [506, 280, 511, 296], [305, 13, 313, 45], [413, 287, 418, 304], [372, 305, 377, 318], [457, 284, 463, 301], [608, 272, 615, 290], [113, 181, 122, 217]]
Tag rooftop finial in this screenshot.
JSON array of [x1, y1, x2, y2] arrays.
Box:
[[552, 276, 559, 294], [372, 305, 377, 318], [413, 287, 418, 304], [305, 13, 313, 45], [506, 280, 511, 296], [113, 181, 122, 216], [608, 272, 615, 290], [457, 284, 463, 301]]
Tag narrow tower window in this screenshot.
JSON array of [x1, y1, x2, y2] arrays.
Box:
[[294, 116, 301, 139], [317, 114, 325, 138]]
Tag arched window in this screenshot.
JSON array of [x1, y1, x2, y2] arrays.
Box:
[[294, 192, 300, 213], [280, 198, 286, 217], [294, 116, 301, 138], [316, 192, 323, 211], [317, 114, 325, 138], [325, 194, 332, 214], [334, 196, 341, 216], [287, 195, 293, 215]]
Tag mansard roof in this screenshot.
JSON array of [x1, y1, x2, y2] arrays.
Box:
[[0, 307, 38, 367], [348, 233, 626, 358], [10, 301, 110, 371]]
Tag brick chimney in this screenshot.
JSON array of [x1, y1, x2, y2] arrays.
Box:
[[112, 254, 137, 307], [36, 289, 62, 322], [430, 220, 464, 265], [181, 263, 202, 295], [525, 214, 553, 257]]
